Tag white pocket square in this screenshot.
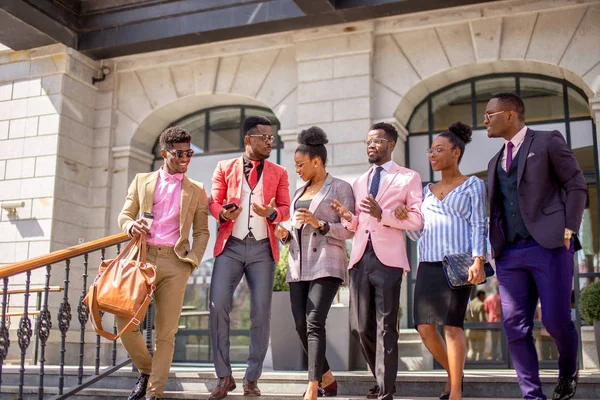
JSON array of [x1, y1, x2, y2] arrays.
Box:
[[527, 152, 535, 158]]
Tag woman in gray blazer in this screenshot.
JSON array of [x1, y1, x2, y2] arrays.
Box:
[[274, 127, 354, 400]]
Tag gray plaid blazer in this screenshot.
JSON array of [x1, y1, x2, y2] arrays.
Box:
[[285, 174, 355, 283]]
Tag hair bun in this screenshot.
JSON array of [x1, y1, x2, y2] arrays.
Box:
[[448, 122, 472, 144], [298, 126, 329, 146]]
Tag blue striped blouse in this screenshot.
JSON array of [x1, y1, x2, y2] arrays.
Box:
[[406, 176, 488, 262]]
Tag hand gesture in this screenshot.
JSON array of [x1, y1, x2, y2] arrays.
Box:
[[360, 194, 382, 220], [331, 200, 352, 221], [220, 205, 243, 222], [296, 208, 319, 229], [467, 260, 486, 285], [394, 204, 410, 220], [130, 219, 151, 237], [252, 197, 276, 219], [274, 225, 289, 241]]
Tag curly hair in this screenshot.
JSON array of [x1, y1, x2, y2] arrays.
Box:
[[438, 121, 473, 164], [296, 126, 328, 165], [242, 115, 272, 135], [370, 122, 399, 144], [159, 126, 191, 150]]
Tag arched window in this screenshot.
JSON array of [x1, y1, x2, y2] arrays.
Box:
[[405, 73, 598, 369], [152, 105, 281, 160], [406, 74, 595, 183]]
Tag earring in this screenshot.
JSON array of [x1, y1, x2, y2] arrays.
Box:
[[314, 164, 317, 168]]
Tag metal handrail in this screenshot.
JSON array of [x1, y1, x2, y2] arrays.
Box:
[[0, 232, 133, 400], [0, 233, 129, 279]]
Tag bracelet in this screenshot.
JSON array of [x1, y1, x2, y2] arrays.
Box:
[[473, 256, 485, 262]]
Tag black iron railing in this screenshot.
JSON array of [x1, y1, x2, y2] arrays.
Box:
[[0, 233, 146, 400]]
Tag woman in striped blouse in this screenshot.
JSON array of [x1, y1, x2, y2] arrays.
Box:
[[395, 122, 487, 400]]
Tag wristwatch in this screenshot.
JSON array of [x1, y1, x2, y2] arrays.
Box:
[[473, 256, 486, 262], [317, 220, 330, 235], [564, 228, 575, 240]]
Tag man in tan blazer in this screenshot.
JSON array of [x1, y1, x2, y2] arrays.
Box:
[[118, 126, 210, 400]]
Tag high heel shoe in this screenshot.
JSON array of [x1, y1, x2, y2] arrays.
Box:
[[322, 380, 338, 397], [303, 386, 326, 399], [439, 375, 464, 399]]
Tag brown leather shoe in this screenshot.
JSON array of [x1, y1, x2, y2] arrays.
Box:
[[243, 378, 261, 397], [209, 376, 236, 400]]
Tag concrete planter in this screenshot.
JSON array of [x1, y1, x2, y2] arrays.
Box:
[[270, 291, 307, 370], [595, 320, 600, 367], [326, 302, 366, 371]]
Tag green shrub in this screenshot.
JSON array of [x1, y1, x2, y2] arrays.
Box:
[[579, 280, 600, 324], [273, 245, 290, 292]]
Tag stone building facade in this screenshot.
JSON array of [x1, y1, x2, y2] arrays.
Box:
[[0, 0, 599, 367]]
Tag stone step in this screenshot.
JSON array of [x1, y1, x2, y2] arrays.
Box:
[[1, 368, 599, 399], [3, 387, 569, 400]]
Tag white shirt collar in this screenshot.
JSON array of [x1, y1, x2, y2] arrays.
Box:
[[372, 160, 393, 172], [504, 125, 528, 147]]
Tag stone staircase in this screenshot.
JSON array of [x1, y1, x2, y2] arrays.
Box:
[[1, 366, 599, 399]]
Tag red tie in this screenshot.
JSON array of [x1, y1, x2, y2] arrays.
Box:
[[506, 141, 514, 172], [248, 161, 260, 188]]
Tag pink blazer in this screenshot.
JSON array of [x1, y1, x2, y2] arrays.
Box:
[[209, 157, 290, 261], [342, 162, 423, 271]]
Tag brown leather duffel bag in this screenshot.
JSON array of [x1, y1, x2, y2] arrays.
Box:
[[83, 233, 156, 340]]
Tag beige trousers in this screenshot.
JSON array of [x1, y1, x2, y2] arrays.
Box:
[[116, 245, 192, 398]]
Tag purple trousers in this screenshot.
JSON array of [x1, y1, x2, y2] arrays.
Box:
[[496, 237, 578, 400]]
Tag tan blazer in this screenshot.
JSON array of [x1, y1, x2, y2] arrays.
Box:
[[118, 171, 210, 269]]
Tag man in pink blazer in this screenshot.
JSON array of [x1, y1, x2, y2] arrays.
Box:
[[208, 116, 290, 400], [332, 122, 423, 400]]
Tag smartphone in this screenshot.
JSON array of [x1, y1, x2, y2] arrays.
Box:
[[223, 202, 239, 211], [142, 212, 154, 228]]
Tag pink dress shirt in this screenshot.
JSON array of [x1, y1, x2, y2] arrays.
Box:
[[147, 167, 182, 247], [501, 125, 528, 172]]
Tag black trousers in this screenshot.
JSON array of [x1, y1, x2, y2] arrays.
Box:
[[289, 277, 341, 382], [349, 242, 403, 400]]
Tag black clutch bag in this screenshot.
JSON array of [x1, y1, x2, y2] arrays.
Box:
[[442, 252, 495, 289]]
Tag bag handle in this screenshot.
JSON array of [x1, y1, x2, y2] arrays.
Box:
[[87, 284, 153, 341]]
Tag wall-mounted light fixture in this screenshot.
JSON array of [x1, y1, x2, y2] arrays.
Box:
[[92, 66, 111, 85], [1, 201, 25, 216]]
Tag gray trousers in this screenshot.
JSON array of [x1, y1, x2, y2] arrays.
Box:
[[209, 236, 275, 381]]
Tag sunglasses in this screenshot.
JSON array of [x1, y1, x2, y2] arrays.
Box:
[[166, 149, 195, 158]]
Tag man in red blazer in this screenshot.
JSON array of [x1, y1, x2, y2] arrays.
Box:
[[208, 116, 290, 400], [332, 123, 423, 400]]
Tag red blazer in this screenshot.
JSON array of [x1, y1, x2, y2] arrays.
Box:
[[209, 156, 290, 261]]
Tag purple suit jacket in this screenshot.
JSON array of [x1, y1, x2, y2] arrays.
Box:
[[487, 128, 587, 259]]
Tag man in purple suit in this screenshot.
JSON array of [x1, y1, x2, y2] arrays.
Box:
[[486, 93, 587, 400]]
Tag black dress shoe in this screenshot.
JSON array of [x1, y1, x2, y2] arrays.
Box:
[[366, 384, 396, 399], [128, 373, 150, 400], [553, 372, 578, 400]]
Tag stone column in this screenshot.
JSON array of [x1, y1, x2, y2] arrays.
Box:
[[592, 97, 600, 168], [110, 145, 154, 232], [278, 128, 299, 196], [294, 22, 375, 183]]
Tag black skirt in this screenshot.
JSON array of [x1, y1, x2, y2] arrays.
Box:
[[413, 261, 471, 329]]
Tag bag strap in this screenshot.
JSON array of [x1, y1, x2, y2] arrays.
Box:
[[87, 284, 153, 341]]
